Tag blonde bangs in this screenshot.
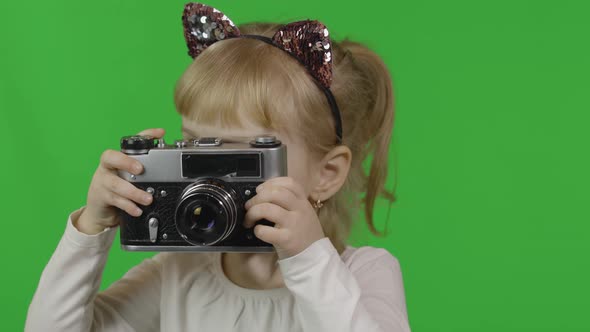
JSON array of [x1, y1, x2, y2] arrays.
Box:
[[173, 37, 330, 138]]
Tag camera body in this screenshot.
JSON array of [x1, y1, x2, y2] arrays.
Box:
[[117, 135, 287, 252]]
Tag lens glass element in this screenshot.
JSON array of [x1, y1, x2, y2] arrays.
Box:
[[190, 204, 216, 231]]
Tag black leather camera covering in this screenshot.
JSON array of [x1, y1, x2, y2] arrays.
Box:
[[119, 182, 273, 248]]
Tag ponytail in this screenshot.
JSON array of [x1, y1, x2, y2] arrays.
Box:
[[338, 40, 397, 236]]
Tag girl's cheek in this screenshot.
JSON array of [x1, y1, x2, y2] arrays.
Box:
[[284, 145, 315, 194]]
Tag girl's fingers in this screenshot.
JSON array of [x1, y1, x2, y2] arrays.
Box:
[[104, 191, 143, 217], [245, 185, 299, 211], [253, 224, 286, 245], [100, 149, 143, 175], [105, 173, 153, 206], [256, 177, 307, 201], [244, 202, 289, 229], [137, 128, 166, 138]]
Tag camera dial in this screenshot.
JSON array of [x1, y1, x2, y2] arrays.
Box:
[[250, 135, 281, 148], [121, 135, 155, 155]]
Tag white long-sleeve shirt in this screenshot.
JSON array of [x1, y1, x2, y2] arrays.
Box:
[[25, 206, 411, 332]]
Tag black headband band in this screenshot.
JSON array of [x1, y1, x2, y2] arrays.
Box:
[[240, 34, 343, 144]]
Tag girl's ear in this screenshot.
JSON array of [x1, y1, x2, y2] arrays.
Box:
[[311, 145, 352, 201]]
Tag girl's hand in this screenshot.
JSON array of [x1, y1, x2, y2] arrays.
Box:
[[74, 128, 166, 235], [243, 177, 326, 259]]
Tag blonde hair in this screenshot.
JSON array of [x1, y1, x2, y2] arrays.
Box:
[[174, 23, 397, 254]]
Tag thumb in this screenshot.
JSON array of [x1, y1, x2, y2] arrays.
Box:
[[137, 128, 166, 139]]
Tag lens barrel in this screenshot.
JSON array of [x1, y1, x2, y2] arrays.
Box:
[[175, 178, 240, 245]]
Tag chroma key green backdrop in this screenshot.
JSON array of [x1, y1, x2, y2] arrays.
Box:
[[1, 0, 588, 331]]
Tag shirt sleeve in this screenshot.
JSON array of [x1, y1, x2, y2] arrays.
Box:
[[278, 237, 411, 332], [25, 206, 162, 332]]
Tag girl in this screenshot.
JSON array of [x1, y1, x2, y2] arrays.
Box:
[[25, 3, 411, 331]]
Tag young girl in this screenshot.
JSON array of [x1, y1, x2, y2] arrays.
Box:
[[25, 3, 410, 331]]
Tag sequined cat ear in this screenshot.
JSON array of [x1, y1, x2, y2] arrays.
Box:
[[182, 2, 241, 58], [271, 20, 333, 89]]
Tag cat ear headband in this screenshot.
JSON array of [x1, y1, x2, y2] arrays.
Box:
[[181, 2, 343, 143]]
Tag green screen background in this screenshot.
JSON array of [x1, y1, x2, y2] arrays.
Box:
[[1, 0, 588, 331]]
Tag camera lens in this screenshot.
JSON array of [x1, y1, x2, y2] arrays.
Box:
[[175, 178, 241, 246], [189, 204, 216, 231]]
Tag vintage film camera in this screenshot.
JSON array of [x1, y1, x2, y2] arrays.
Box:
[[117, 135, 287, 252]]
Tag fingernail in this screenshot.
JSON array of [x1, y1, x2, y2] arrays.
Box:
[[144, 195, 152, 204], [134, 164, 142, 173], [135, 208, 143, 216], [256, 184, 264, 192]]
